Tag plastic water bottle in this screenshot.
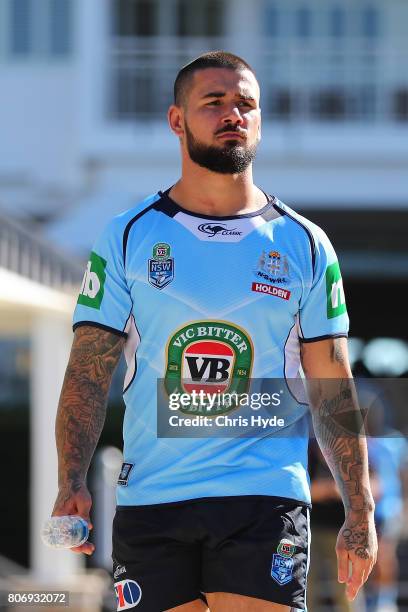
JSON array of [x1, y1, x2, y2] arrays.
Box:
[[41, 516, 89, 549]]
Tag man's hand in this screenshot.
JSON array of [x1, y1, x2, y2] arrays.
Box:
[[52, 326, 125, 555], [336, 509, 377, 601], [52, 482, 95, 555]]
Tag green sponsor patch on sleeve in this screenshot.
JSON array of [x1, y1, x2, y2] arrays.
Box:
[[77, 251, 107, 309], [326, 261, 347, 319]]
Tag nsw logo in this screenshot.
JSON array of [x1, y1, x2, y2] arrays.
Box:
[[198, 223, 242, 238], [114, 579, 142, 610], [77, 251, 107, 310], [164, 321, 253, 415], [148, 242, 174, 290], [271, 554, 294, 586], [254, 249, 290, 285]]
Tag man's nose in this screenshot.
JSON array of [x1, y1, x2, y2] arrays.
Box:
[[222, 105, 244, 124]]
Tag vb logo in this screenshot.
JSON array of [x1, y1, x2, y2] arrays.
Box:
[[164, 321, 254, 414], [183, 342, 235, 388], [77, 251, 107, 310]]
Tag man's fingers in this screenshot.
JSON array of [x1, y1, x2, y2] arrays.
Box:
[[76, 494, 92, 519], [71, 541, 95, 556], [336, 548, 349, 583], [346, 559, 367, 601]]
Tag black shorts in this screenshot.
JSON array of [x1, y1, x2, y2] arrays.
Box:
[[112, 495, 310, 611]]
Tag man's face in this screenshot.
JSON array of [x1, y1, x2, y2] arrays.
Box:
[[181, 68, 261, 174]]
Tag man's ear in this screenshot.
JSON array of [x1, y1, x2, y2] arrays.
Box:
[[168, 105, 184, 138]]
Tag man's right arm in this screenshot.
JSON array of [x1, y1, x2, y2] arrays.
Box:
[[52, 325, 125, 554]]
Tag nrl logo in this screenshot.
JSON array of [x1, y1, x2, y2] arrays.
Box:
[[148, 242, 174, 290], [198, 223, 242, 238], [164, 320, 253, 415]]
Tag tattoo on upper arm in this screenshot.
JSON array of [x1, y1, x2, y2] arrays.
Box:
[[330, 337, 346, 366], [56, 326, 125, 486]]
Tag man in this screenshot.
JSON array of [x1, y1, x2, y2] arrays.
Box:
[[52, 51, 377, 612]]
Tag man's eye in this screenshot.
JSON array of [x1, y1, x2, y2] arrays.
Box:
[[208, 100, 221, 105]]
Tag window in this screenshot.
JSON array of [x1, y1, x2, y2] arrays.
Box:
[[113, 0, 158, 37], [176, 0, 224, 37], [311, 89, 348, 120], [263, 3, 279, 37], [8, 0, 72, 58], [296, 6, 311, 39], [362, 6, 379, 39], [113, 0, 224, 38], [394, 90, 408, 122], [10, 0, 32, 55], [267, 89, 295, 119], [329, 6, 345, 39], [110, 0, 226, 118], [49, 0, 72, 55]]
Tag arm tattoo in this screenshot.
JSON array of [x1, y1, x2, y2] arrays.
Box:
[[308, 378, 374, 558], [330, 337, 346, 367], [55, 326, 125, 489]]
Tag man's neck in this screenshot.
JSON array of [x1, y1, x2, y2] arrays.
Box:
[[168, 167, 268, 217]]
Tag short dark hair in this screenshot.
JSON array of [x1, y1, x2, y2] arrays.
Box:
[[174, 50, 257, 107]]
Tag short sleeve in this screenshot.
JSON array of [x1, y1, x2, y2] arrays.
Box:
[[73, 218, 132, 336], [299, 227, 349, 341]]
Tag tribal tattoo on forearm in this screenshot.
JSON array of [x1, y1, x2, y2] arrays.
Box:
[[55, 326, 125, 490]]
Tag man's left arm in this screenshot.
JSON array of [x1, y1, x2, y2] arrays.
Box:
[[301, 336, 378, 602]]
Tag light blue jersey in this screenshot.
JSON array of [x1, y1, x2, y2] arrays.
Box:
[[73, 189, 349, 506]]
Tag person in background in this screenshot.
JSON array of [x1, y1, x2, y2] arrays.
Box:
[[365, 392, 408, 612]]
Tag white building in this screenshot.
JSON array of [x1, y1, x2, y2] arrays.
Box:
[[0, 0, 407, 326]]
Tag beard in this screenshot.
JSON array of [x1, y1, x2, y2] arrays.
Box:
[[184, 120, 258, 174]]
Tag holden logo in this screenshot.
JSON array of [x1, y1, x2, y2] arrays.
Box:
[[197, 223, 242, 237], [164, 321, 253, 415]]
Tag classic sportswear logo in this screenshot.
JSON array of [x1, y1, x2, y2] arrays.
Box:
[[165, 320, 253, 415], [114, 565, 127, 580], [77, 251, 107, 309], [326, 261, 347, 319], [197, 223, 242, 238]]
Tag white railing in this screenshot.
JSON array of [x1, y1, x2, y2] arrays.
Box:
[[0, 213, 83, 291], [108, 37, 408, 123]]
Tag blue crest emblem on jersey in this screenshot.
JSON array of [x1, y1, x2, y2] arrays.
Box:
[[271, 554, 294, 585], [148, 243, 174, 290]]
